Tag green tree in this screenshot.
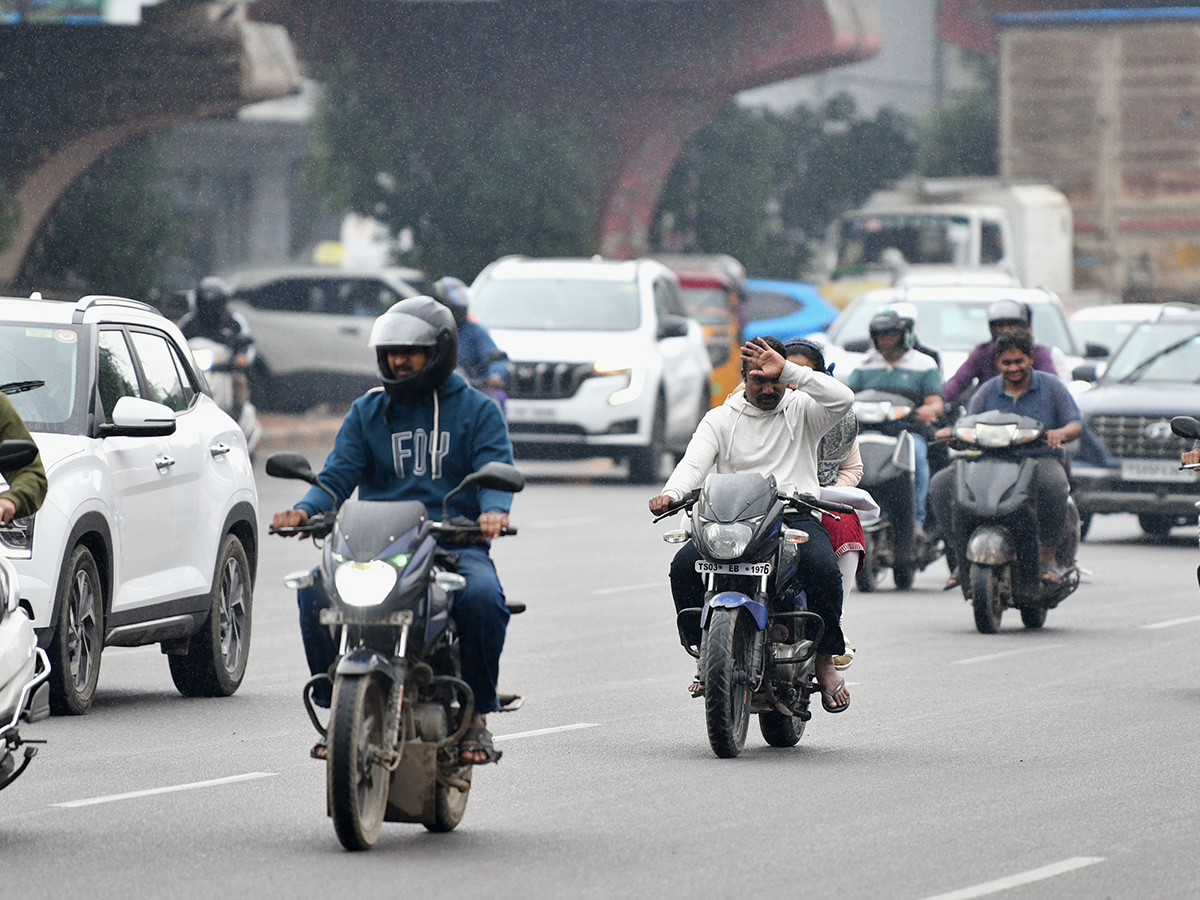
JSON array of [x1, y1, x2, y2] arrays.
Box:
[[20, 138, 183, 298], [918, 53, 998, 177], [308, 57, 597, 280]]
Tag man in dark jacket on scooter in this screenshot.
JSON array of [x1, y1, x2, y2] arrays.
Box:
[[931, 329, 1081, 586], [271, 296, 516, 765]]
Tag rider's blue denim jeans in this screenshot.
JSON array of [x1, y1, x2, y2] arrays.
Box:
[[913, 432, 929, 526], [298, 544, 510, 714]]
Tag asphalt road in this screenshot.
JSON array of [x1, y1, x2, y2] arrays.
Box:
[[2, 448, 1199, 900]]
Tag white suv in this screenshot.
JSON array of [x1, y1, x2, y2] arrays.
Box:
[[471, 257, 712, 482], [0, 294, 259, 714]]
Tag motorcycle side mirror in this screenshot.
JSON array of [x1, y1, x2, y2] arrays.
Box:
[[440, 462, 525, 521], [1071, 363, 1098, 383], [843, 338, 870, 353], [1171, 416, 1200, 441], [0, 439, 38, 477], [265, 451, 318, 485], [1084, 341, 1110, 360]]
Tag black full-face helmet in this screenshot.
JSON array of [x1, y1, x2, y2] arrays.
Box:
[[430, 276, 472, 328], [986, 299, 1031, 339], [194, 276, 231, 320], [368, 296, 459, 401], [868, 308, 915, 352]]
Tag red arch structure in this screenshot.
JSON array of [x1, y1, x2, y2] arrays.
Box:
[[251, 0, 882, 258]]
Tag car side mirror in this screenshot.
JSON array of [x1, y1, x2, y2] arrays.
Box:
[[1171, 416, 1200, 441], [657, 315, 691, 340], [843, 338, 871, 354], [98, 396, 177, 438], [1084, 342, 1110, 359], [1071, 364, 1098, 382]]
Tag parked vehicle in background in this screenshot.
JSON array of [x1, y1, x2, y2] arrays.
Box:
[[820, 285, 1088, 385], [470, 256, 712, 483], [1068, 303, 1172, 375], [1070, 305, 1200, 538], [818, 177, 1073, 308], [223, 267, 421, 411], [0, 293, 258, 714], [894, 268, 1022, 289], [742, 278, 838, 345]]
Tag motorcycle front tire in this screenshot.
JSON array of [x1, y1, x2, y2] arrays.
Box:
[[702, 607, 754, 758], [328, 673, 390, 851], [970, 564, 1004, 634]]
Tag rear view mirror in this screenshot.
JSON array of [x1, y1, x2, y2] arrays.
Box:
[[843, 338, 870, 354], [1084, 342, 1110, 359], [462, 461, 526, 494], [265, 451, 318, 484], [98, 396, 177, 438], [1171, 416, 1200, 441], [1071, 364, 1098, 383], [0, 439, 38, 478], [657, 315, 691, 340]]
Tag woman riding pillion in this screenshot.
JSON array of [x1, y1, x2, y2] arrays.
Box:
[[271, 296, 516, 765]]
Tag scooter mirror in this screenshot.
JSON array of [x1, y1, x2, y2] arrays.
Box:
[[1171, 416, 1200, 441], [0, 440, 37, 478], [461, 461, 526, 494], [265, 451, 317, 484]]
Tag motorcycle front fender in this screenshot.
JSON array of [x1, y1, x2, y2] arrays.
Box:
[[335, 648, 401, 685], [966, 527, 1016, 566], [701, 592, 768, 631]]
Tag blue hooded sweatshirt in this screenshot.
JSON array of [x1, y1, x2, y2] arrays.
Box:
[[296, 371, 514, 523]]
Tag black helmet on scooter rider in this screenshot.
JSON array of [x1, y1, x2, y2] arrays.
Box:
[[868, 308, 915, 352], [430, 276, 472, 328], [368, 296, 459, 401], [986, 299, 1032, 339], [194, 276, 231, 321]]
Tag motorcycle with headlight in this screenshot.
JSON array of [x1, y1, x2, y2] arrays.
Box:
[[188, 336, 262, 459], [656, 472, 854, 759], [0, 440, 50, 793], [944, 409, 1080, 634], [852, 389, 943, 591], [266, 452, 523, 851], [1170, 416, 1200, 591]]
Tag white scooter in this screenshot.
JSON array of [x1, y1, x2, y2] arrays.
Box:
[[0, 441, 51, 792], [189, 337, 263, 459]]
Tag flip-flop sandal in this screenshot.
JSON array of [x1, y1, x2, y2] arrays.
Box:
[[816, 678, 850, 714], [459, 726, 503, 765], [688, 678, 705, 698], [310, 740, 327, 760], [1040, 561, 1064, 584]]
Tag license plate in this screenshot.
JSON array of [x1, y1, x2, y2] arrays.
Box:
[[319, 609, 413, 627], [1120, 459, 1198, 483], [506, 402, 556, 423], [695, 561, 772, 576]]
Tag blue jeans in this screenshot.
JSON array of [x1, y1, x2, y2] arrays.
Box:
[[298, 544, 510, 713], [913, 432, 929, 526]]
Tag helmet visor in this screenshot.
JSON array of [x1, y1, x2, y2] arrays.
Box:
[[369, 310, 440, 349]]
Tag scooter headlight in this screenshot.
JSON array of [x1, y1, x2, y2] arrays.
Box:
[[334, 560, 398, 607], [192, 347, 216, 371], [700, 522, 754, 560], [853, 401, 888, 424]]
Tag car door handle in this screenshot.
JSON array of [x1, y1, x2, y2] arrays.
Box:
[[339, 326, 360, 335], [155, 455, 176, 470], [210, 443, 232, 457]]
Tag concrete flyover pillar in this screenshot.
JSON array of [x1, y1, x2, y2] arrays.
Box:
[[0, 2, 301, 285]]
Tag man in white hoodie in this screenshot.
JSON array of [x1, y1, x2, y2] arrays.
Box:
[[649, 336, 855, 712]]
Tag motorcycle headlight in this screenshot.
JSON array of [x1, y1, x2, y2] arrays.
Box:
[[334, 560, 398, 607], [889, 403, 913, 421], [0, 515, 34, 556], [701, 522, 754, 560], [853, 402, 888, 424], [975, 423, 1017, 449], [192, 347, 215, 371]]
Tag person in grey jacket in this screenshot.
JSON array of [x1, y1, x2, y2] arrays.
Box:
[[648, 336, 855, 713]]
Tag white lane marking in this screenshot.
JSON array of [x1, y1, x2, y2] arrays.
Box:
[[919, 857, 1105, 900], [1142, 614, 1200, 630], [591, 582, 663, 596], [952, 643, 1066, 666], [493, 723, 600, 742], [53, 772, 277, 809]]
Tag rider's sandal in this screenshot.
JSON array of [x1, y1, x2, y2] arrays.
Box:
[[310, 740, 327, 761], [688, 678, 705, 698], [1040, 561, 1064, 584], [817, 678, 850, 714], [459, 726, 502, 765]]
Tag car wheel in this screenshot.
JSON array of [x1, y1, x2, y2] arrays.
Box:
[[169, 534, 252, 697], [48, 545, 104, 716], [1138, 514, 1173, 538], [628, 400, 667, 485]]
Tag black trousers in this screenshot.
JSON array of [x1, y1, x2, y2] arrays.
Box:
[[669, 516, 845, 657]]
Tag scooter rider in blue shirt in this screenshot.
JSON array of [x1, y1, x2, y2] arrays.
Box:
[[271, 296, 516, 765], [430, 276, 509, 392]]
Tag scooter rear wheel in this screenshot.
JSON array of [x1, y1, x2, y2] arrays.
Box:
[[970, 564, 1004, 634], [328, 673, 390, 851], [702, 608, 754, 758]]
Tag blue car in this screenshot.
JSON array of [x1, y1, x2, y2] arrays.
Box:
[[742, 278, 838, 344]]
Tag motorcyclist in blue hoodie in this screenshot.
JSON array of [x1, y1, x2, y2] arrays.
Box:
[[271, 296, 515, 765]]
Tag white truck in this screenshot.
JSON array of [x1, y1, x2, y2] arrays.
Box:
[[818, 177, 1073, 306]]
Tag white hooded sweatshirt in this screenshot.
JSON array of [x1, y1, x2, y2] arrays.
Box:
[[661, 360, 854, 501]]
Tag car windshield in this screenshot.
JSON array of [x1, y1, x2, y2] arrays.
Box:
[[828, 297, 1075, 354], [678, 286, 735, 326], [472, 278, 641, 331], [1104, 321, 1200, 383], [0, 323, 85, 434], [834, 213, 973, 271], [1070, 317, 1142, 356]]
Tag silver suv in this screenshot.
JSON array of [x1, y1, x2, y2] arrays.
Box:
[[471, 257, 712, 483]]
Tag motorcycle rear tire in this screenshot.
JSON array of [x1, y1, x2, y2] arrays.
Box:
[[970, 564, 1004, 634], [426, 765, 472, 833], [328, 673, 390, 851], [855, 534, 886, 593], [759, 710, 804, 747], [893, 564, 915, 591], [702, 608, 754, 758]]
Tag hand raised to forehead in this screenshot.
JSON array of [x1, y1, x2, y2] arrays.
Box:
[[740, 338, 784, 380]]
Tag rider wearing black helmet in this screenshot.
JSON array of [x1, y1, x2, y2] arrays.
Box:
[[272, 296, 517, 765], [430, 276, 508, 392], [942, 299, 1063, 406], [178, 276, 256, 362]]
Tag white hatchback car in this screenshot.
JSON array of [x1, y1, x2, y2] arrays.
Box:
[[471, 257, 712, 483], [0, 294, 259, 714]]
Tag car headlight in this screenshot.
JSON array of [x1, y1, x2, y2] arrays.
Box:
[[0, 515, 35, 557], [333, 560, 398, 607], [701, 522, 754, 560]]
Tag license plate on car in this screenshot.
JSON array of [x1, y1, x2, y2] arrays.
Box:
[[506, 402, 556, 423], [1120, 459, 1198, 483], [694, 561, 772, 576]]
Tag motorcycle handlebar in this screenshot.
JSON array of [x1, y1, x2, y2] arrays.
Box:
[[268, 511, 334, 538], [784, 492, 856, 515]]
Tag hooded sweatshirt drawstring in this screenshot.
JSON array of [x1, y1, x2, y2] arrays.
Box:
[[725, 404, 748, 462], [432, 390, 441, 480]]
